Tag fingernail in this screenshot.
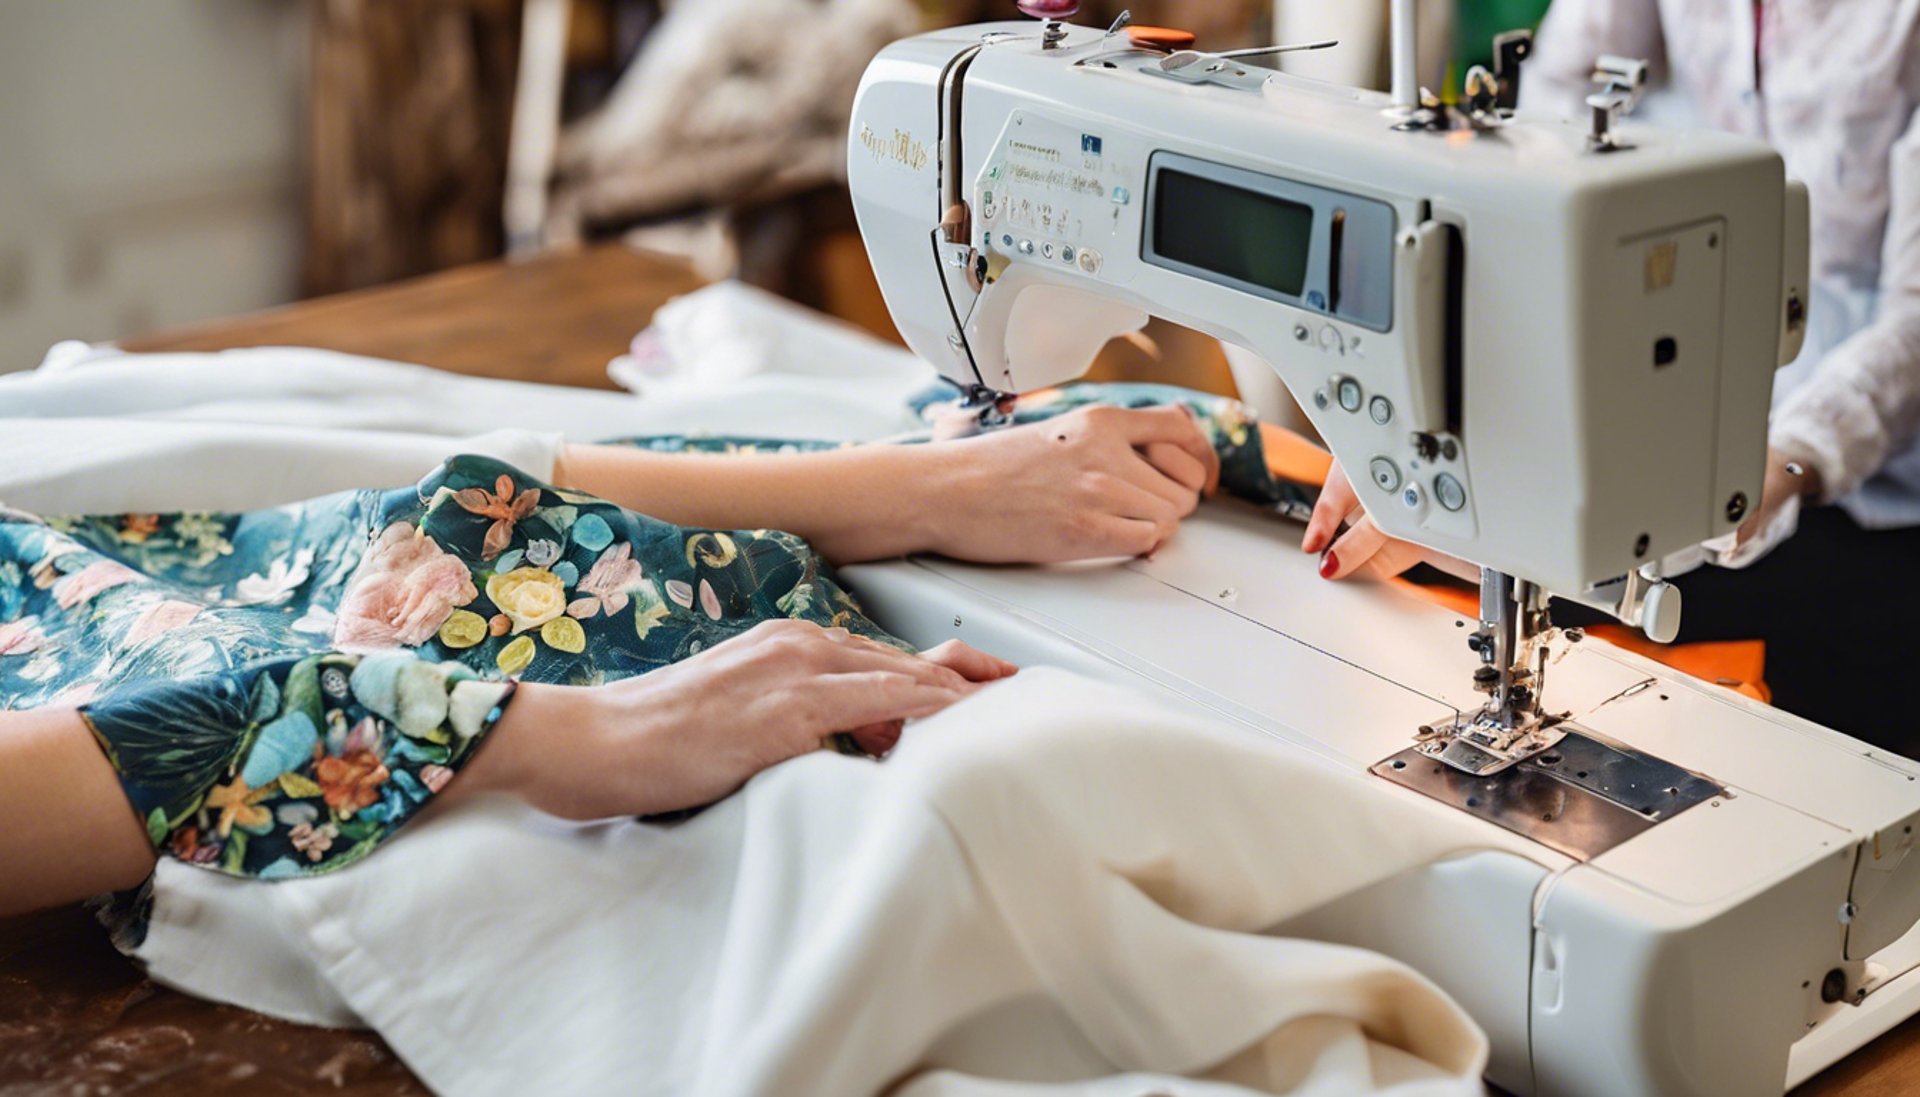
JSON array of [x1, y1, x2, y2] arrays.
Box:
[[1319, 550, 1339, 579]]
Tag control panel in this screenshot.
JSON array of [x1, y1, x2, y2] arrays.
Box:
[[969, 108, 1476, 542]]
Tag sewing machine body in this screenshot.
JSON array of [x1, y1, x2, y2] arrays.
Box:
[[843, 18, 1913, 1095], [845, 515, 1920, 1096], [848, 21, 1807, 598]]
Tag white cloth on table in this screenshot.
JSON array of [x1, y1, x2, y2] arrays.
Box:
[[608, 278, 935, 416], [5, 308, 1504, 1094], [0, 287, 935, 515], [141, 668, 1507, 1097]]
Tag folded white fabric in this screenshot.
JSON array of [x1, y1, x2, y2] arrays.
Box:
[[0, 329, 932, 514], [141, 669, 1507, 1097], [609, 279, 937, 428]]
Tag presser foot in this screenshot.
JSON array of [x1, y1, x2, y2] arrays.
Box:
[[1414, 709, 1569, 776]]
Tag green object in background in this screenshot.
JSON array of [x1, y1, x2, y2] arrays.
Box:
[[1450, 0, 1553, 99]]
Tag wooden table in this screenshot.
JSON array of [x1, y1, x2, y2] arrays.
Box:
[[7, 243, 1918, 1094], [123, 244, 706, 389]]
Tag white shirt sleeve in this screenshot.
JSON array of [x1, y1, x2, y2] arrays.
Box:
[[1770, 105, 1920, 502], [1523, 0, 1669, 117]]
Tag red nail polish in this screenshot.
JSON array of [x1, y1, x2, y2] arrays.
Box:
[[1319, 550, 1339, 579]]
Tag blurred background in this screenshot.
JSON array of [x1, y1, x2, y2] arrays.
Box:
[[0, 0, 1549, 377]]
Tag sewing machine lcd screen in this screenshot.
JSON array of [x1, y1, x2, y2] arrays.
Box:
[[1150, 169, 1313, 297]]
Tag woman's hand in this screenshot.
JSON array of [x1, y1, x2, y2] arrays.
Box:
[[1735, 446, 1823, 550], [558, 404, 1219, 567], [1300, 460, 1459, 580], [918, 405, 1221, 564], [451, 620, 1017, 821]]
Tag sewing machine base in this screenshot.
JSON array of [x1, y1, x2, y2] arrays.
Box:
[[1375, 727, 1726, 861], [844, 501, 1920, 1095]]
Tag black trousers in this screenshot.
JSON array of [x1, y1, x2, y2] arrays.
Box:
[[1546, 507, 1920, 755]]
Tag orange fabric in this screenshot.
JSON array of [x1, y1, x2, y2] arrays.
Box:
[[1580, 628, 1771, 703], [1255, 424, 1773, 701], [1125, 25, 1198, 50], [1258, 422, 1335, 486]]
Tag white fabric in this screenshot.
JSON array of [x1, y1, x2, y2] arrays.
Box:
[[143, 670, 1499, 1097], [1528, 0, 1920, 529], [0, 288, 935, 514], [607, 278, 939, 428], [5, 320, 1495, 1094]]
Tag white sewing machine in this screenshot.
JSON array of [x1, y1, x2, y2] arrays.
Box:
[[840, 8, 1920, 1096]]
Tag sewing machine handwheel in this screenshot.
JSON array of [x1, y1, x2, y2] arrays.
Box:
[[1642, 581, 1682, 644]]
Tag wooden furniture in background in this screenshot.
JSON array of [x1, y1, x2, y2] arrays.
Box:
[[302, 0, 524, 296], [128, 244, 701, 389]]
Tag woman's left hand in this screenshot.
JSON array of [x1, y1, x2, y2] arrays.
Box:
[[917, 405, 1221, 564], [1301, 460, 1458, 580]]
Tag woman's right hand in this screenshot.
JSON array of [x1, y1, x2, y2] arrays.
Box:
[[452, 620, 1017, 821]]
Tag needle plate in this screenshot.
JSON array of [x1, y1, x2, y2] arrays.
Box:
[[1372, 726, 1726, 861]]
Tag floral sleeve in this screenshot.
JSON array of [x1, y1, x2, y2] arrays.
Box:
[[79, 651, 515, 879]]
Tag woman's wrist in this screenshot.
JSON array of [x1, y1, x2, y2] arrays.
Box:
[[439, 681, 580, 809], [892, 441, 969, 558]]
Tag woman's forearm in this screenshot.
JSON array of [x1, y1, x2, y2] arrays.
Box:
[[557, 405, 1222, 568], [0, 708, 155, 917], [554, 443, 952, 564]]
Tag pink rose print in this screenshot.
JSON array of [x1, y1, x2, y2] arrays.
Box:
[[289, 821, 339, 862], [47, 681, 98, 706], [124, 600, 203, 647], [343, 716, 382, 756], [54, 560, 140, 610], [0, 617, 43, 657], [333, 523, 479, 653], [567, 543, 644, 619]]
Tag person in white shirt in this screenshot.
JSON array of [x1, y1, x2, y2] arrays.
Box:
[[1304, 0, 1920, 747]]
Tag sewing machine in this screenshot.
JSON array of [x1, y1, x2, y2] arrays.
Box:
[[841, 9, 1920, 1096]]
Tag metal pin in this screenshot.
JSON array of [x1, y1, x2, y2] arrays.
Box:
[[1158, 40, 1337, 73]]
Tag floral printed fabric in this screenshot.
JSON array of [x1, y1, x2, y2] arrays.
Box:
[[0, 382, 1298, 888], [0, 452, 904, 883], [82, 653, 512, 878]]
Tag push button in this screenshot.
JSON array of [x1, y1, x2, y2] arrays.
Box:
[[1368, 457, 1401, 493], [1434, 473, 1467, 512], [1335, 377, 1363, 413], [1368, 395, 1393, 425]]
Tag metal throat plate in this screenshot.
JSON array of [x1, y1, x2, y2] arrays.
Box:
[[1371, 725, 1726, 861]]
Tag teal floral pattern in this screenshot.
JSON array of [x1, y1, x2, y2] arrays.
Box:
[[0, 382, 1298, 891], [84, 652, 512, 879], [0, 454, 904, 885]]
